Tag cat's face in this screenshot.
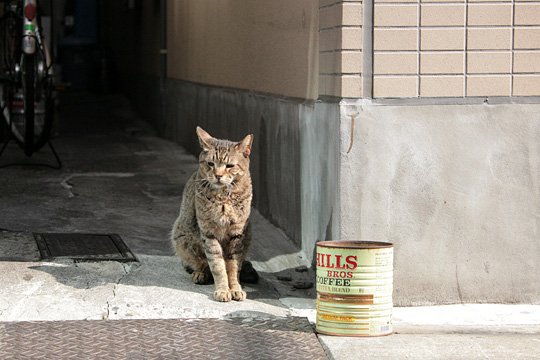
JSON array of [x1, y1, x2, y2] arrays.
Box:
[[196, 127, 253, 188]]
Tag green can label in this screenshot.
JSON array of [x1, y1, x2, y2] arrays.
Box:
[[316, 245, 393, 295]]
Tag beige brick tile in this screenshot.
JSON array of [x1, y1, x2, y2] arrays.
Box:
[[320, 4, 341, 29], [342, 51, 363, 73], [467, 28, 512, 50], [515, 4, 540, 25], [514, 51, 540, 73], [374, 52, 418, 75], [421, 5, 465, 27], [320, 28, 341, 52], [341, 27, 363, 50], [373, 76, 418, 98], [514, 0, 540, 2], [342, 3, 363, 26], [374, 5, 418, 27], [467, 4, 512, 26], [378, 0, 418, 3], [320, 75, 343, 97], [514, 28, 540, 49], [468, 0, 510, 2], [422, 0, 464, 2], [317, 75, 328, 96], [420, 76, 465, 97], [319, 51, 363, 75], [467, 51, 512, 74], [319, 52, 340, 74], [341, 75, 363, 97], [513, 75, 540, 96], [374, 29, 418, 51], [421, 52, 464, 74], [318, 75, 327, 96], [421, 29, 465, 50], [320, 0, 337, 8], [467, 75, 511, 96], [330, 76, 343, 97]]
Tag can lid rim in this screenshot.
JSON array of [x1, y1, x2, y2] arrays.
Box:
[[317, 240, 393, 249]]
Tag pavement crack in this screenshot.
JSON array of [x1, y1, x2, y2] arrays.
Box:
[[104, 262, 133, 320], [141, 190, 161, 200], [60, 172, 136, 198], [456, 264, 464, 304], [60, 176, 77, 198]]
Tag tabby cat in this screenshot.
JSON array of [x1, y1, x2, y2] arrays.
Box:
[[171, 127, 254, 302]]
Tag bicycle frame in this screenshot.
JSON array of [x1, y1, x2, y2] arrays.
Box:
[[22, 0, 37, 55], [0, 0, 57, 162]]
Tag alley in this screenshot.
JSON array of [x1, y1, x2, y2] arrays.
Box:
[[0, 93, 321, 355], [0, 93, 539, 359], [0, 92, 194, 255]]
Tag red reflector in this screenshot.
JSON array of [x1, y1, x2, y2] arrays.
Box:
[[24, 4, 37, 20]]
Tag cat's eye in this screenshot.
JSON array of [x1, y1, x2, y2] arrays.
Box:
[[207, 161, 215, 167], [226, 164, 234, 168]]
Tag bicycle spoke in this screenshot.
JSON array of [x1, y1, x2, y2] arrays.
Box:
[[1, 0, 55, 157]]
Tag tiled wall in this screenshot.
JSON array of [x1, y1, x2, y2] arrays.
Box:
[[319, 0, 364, 97], [370, 0, 540, 98]]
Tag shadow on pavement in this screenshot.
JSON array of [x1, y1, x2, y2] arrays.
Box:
[[0, 92, 315, 311]]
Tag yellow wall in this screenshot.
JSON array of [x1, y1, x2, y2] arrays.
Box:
[[167, 0, 319, 100]]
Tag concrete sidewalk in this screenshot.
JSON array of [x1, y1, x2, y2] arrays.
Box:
[[0, 247, 539, 359], [0, 239, 539, 359], [0, 93, 539, 359]]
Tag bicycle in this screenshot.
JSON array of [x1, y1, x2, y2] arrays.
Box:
[[0, 0, 59, 167]]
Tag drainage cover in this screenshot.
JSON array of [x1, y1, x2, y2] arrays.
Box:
[[0, 318, 327, 360], [34, 233, 136, 261]]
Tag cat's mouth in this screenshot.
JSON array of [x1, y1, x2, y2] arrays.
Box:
[[213, 179, 228, 187]]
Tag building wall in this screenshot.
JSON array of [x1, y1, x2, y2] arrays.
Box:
[[130, 0, 540, 304], [335, 0, 540, 304], [164, 81, 341, 253], [319, 0, 364, 97], [163, 0, 338, 253], [340, 101, 540, 305], [166, 0, 319, 100], [372, 0, 540, 98]]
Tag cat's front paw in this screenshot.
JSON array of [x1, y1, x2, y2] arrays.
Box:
[[230, 289, 246, 301], [213, 289, 232, 302]]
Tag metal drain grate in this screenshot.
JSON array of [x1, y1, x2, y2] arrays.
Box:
[[34, 233, 136, 261], [0, 318, 328, 360]]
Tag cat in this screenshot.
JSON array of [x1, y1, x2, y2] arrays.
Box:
[[171, 126, 255, 302]]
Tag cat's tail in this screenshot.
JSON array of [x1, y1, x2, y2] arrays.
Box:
[[240, 260, 259, 284]]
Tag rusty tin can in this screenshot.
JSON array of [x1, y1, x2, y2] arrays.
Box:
[[316, 240, 393, 336]]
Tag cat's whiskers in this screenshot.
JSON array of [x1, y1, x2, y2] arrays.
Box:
[[225, 183, 233, 196], [195, 178, 214, 192]]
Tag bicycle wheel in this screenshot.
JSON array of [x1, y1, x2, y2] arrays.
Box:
[[1, 53, 53, 156], [1, 7, 54, 156], [0, 10, 19, 142], [22, 53, 35, 156]]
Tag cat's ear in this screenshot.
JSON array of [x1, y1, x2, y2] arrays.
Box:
[[236, 134, 253, 158], [196, 127, 213, 151]]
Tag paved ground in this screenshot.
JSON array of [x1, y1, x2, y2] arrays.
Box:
[[0, 93, 539, 359], [0, 318, 328, 360]]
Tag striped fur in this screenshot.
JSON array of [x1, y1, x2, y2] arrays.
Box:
[[171, 127, 253, 302]]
